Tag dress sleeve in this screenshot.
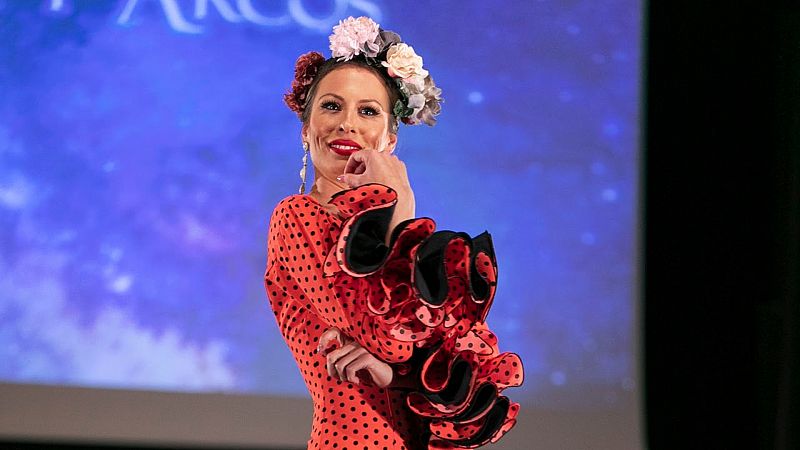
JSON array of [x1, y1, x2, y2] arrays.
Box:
[[266, 194, 351, 333], [320, 184, 499, 361], [320, 184, 525, 449], [266, 193, 416, 363]]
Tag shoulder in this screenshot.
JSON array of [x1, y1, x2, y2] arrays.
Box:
[[275, 193, 315, 210], [269, 194, 335, 235], [271, 194, 316, 220]]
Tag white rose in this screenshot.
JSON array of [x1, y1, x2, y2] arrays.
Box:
[[382, 43, 429, 80], [405, 75, 426, 92], [407, 93, 426, 111]]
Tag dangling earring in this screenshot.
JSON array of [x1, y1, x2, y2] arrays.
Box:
[[299, 141, 309, 194]]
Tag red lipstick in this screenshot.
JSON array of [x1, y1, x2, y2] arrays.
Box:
[[328, 139, 362, 156]]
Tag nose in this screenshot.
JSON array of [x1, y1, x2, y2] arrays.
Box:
[[338, 109, 357, 133], [338, 120, 356, 133]]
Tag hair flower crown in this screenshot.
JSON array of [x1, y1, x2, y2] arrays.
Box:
[[286, 16, 442, 127]]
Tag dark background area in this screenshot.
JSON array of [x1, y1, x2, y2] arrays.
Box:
[[2, 0, 798, 449], [645, 0, 799, 449]]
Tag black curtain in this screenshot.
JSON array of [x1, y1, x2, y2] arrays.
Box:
[[645, 1, 800, 449]]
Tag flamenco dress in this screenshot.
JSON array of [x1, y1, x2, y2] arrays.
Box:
[[264, 183, 524, 449]]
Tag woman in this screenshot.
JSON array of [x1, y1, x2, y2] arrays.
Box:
[[265, 17, 523, 450]]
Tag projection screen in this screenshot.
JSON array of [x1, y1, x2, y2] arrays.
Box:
[[0, 1, 643, 448]]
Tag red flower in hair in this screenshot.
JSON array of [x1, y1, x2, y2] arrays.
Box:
[[284, 51, 326, 118]]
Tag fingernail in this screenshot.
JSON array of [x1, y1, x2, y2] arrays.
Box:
[[336, 175, 344, 182]]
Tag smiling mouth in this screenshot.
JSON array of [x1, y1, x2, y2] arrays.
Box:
[[328, 140, 362, 156]]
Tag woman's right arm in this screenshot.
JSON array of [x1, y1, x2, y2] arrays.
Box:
[[266, 194, 415, 363]]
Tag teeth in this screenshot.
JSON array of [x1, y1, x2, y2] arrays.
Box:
[[330, 144, 359, 150]]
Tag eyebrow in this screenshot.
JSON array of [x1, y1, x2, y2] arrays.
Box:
[[319, 93, 383, 107]]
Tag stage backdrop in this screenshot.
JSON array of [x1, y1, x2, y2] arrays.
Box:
[[0, 0, 642, 448]]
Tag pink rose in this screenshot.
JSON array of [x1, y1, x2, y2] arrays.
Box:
[[329, 16, 381, 61]]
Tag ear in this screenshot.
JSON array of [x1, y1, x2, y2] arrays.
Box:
[[301, 124, 308, 143], [386, 132, 398, 154]]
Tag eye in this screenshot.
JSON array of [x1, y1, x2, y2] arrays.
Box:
[[360, 106, 380, 116], [321, 101, 340, 111]]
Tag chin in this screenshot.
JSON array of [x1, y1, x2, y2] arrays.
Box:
[[316, 163, 346, 181]]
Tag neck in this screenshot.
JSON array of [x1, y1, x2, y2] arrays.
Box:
[[309, 173, 349, 204]]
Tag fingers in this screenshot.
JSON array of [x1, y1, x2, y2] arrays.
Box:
[[344, 150, 369, 175], [325, 341, 361, 379], [338, 151, 368, 187], [343, 353, 374, 385], [338, 172, 362, 187], [343, 160, 366, 176], [316, 327, 343, 355], [339, 149, 408, 189], [343, 353, 394, 388], [333, 346, 368, 381], [353, 161, 367, 175], [323, 340, 392, 386]]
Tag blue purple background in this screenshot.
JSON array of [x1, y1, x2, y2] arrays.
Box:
[[0, 0, 640, 410]]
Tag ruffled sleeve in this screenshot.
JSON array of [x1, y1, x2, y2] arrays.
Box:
[[321, 183, 525, 449], [266, 190, 418, 364]]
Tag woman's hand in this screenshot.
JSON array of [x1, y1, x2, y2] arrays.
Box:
[[317, 327, 394, 388], [338, 149, 411, 193], [337, 150, 416, 244]]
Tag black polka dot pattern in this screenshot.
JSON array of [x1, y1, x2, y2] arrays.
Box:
[[405, 322, 524, 448], [264, 183, 523, 449]]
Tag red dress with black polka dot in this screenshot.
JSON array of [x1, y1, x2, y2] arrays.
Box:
[[265, 184, 524, 450]]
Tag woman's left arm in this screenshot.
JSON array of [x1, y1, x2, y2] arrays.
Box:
[[386, 185, 415, 245], [318, 327, 419, 389], [339, 150, 415, 244]]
